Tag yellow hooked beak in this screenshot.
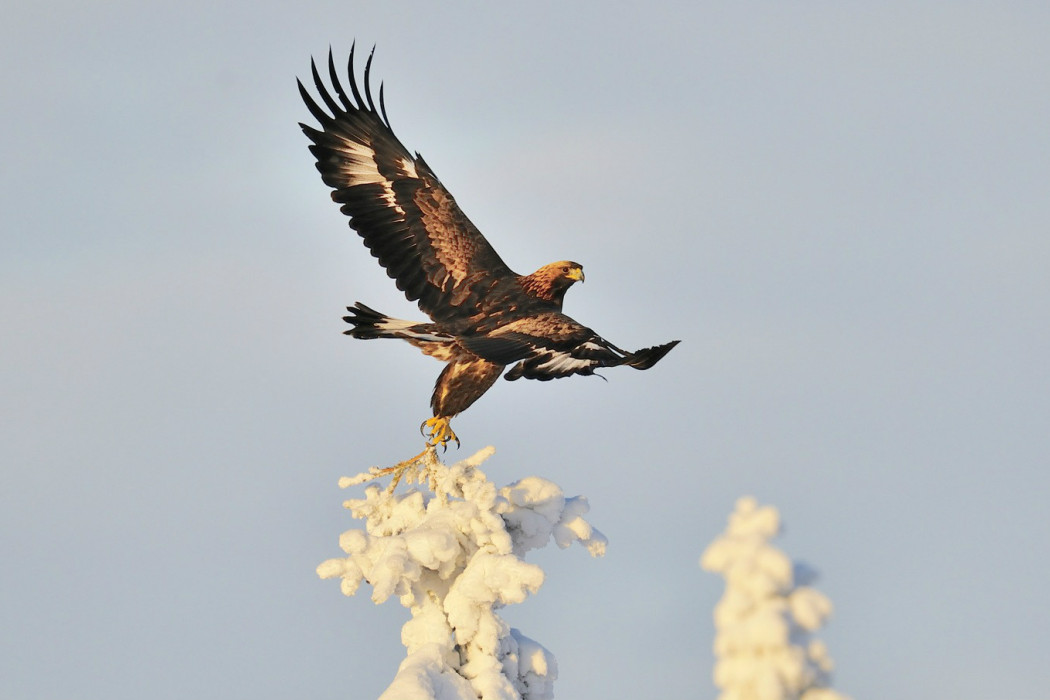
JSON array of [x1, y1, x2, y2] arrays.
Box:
[[568, 266, 585, 282]]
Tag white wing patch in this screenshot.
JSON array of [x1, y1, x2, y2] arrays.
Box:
[[577, 340, 608, 356], [398, 156, 418, 179], [332, 140, 408, 218], [533, 351, 598, 375], [334, 140, 386, 184]]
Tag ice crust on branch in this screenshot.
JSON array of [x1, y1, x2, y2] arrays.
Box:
[[701, 497, 851, 700], [318, 446, 607, 700]]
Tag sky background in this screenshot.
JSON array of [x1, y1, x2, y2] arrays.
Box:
[[3, 3, 1049, 699]]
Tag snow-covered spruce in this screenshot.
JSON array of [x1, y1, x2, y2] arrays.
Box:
[[701, 497, 851, 700], [318, 446, 607, 700]]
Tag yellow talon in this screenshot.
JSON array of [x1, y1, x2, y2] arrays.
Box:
[[421, 416, 460, 450]]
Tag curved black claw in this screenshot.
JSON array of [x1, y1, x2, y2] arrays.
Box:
[[420, 416, 460, 451]]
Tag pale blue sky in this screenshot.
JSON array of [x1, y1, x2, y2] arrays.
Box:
[[3, 3, 1049, 699]]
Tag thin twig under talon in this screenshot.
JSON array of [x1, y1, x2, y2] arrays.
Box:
[[345, 436, 446, 493], [387, 465, 407, 492]]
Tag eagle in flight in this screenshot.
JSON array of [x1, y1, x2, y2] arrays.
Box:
[[298, 46, 679, 450]]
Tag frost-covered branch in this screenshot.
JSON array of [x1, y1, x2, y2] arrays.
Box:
[[318, 446, 607, 700], [701, 497, 851, 700]]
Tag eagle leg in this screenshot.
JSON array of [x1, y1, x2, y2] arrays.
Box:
[[421, 416, 460, 450]]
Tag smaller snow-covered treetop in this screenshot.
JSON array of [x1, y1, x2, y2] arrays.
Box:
[[318, 447, 607, 700], [701, 497, 851, 700]]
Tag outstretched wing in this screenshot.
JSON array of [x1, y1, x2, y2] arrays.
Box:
[[460, 313, 681, 381], [298, 46, 516, 322]]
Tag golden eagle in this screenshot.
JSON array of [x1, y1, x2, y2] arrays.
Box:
[[298, 46, 679, 449]]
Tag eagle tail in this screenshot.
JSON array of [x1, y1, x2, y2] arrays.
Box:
[[624, 339, 681, 370], [343, 302, 453, 343]]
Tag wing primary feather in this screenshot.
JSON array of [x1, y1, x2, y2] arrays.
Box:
[[297, 78, 331, 126], [347, 43, 365, 109], [311, 56, 342, 116], [379, 81, 391, 128], [327, 48, 353, 111], [363, 45, 378, 114]]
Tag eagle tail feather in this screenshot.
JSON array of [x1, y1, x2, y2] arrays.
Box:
[[343, 302, 452, 343]]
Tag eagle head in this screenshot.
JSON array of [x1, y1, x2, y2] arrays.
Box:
[[521, 260, 585, 306], [552, 260, 585, 284]]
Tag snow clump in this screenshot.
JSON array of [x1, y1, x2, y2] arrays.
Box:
[[701, 497, 851, 700]]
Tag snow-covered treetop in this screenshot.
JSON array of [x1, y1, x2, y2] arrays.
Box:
[[318, 446, 606, 700], [701, 497, 851, 700]]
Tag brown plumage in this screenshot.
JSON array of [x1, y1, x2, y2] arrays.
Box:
[[299, 46, 679, 447]]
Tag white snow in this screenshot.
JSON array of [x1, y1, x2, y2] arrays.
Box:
[[701, 497, 851, 700], [318, 446, 606, 700]]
